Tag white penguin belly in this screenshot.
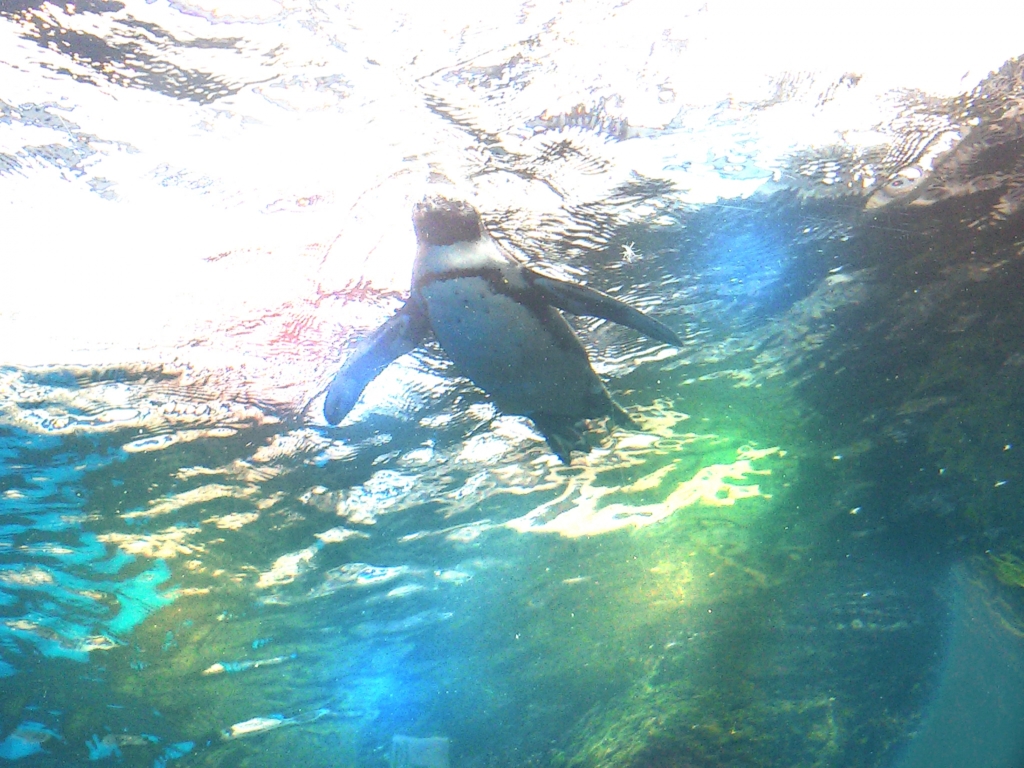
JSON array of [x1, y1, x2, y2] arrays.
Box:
[[419, 277, 606, 418]]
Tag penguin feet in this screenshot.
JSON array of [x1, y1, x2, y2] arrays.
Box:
[[531, 408, 638, 464]]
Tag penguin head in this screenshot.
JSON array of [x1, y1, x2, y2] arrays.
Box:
[[413, 196, 482, 246]]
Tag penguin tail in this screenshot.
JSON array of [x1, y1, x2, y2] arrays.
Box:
[[609, 399, 639, 430]]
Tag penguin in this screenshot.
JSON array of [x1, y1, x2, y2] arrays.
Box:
[[323, 195, 683, 463]]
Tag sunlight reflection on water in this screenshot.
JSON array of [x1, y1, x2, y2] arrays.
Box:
[[3, 0, 1024, 765]]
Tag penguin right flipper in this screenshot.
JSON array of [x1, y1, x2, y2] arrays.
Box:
[[323, 298, 431, 425], [524, 271, 683, 347]]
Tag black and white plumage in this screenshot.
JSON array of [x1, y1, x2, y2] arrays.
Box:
[[324, 195, 682, 462]]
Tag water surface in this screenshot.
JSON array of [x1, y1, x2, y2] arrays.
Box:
[[2, 2, 1024, 766]]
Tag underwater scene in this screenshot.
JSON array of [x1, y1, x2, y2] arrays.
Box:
[[2, 1, 1024, 766]]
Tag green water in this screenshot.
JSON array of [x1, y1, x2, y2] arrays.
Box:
[[1, 363, 957, 767], [7, 178, 1024, 765]]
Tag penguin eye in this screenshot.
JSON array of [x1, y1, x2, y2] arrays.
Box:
[[885, 166, 924, 194]]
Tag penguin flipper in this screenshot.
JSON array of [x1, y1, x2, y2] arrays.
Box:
[[323, 299, 430, 425], [524, 271, 683, 347]]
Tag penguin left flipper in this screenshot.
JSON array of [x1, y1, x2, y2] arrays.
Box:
[[524, 270, 683, 347], [324, 298, 431, 425]]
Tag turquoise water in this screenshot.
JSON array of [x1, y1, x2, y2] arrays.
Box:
[[4, 190, 1023, 765], [4, 2, 1024, 766], [2, 360, 808, 765]]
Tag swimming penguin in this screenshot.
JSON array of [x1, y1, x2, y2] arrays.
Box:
[[323, 195, 682, 462]]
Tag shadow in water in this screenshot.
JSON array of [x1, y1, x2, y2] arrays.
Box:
[[893, 563, 1024, 768]]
